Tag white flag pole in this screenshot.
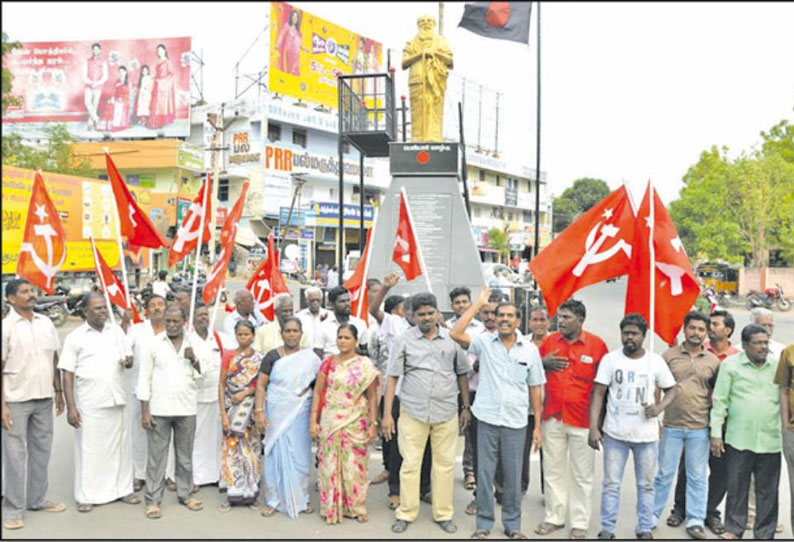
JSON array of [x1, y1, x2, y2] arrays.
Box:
[[355, 210, 379, 321], [106, 148, 132, 310], [649, 180, 656, 357], [90, 236, 117, 327], [399, 187, 434, 295], [188, 174, 211, 334]]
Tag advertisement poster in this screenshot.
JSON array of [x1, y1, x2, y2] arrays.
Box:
[[269, 2, 382, 109], [3, 37, 192, 139]]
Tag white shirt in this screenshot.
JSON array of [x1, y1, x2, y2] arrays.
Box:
[[190, 330, 229, 403], [58, 322, 131, 410], [1, 310, 60, 403], [594, 349, 676, 443], [125, 320, 163, 399], [327, 270, 339, 289], [136, 333, 204, 417], [297, 307, 330, 347], [222, 309, 267, 346], [151, 280, 170, 298], [314, 312, 368, 359]]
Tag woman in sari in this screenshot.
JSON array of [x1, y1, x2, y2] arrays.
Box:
[[147, 43, 176, 129], [254, 317, 320, 519], [218, 320, 264, 512], [135, 64, 153, 126], [310, 324, 379, 525], [275, 7, 302, 76], [100, 65, 131, 132]]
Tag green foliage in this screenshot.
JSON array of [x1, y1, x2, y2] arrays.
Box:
[[552, 177, 611, 232], [487, 227, 509, 262], [2, 124, 94, 177], [2, 32, 22, 114], [670, 115, 794, 266]]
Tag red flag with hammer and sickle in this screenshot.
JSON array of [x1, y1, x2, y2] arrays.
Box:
[[392, 191, 423, 281], [89, 237, 142, 323], [529, 185, 635, 316], [203, 180, 249, 305], [17, 172, 67, 294], [245, 232, 289, 322], [168, 174, 213, 267]]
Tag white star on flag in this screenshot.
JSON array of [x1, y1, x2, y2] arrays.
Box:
[[34, 204, 48, 223], [644, 214, 653, 228], [602, 208, 613, 220]]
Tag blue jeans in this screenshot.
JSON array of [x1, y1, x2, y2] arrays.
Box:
[[600, 434, 657, 534], [652, 427, 709, 528]]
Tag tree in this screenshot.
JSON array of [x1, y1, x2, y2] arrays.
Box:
[[2, 32, 21, 114], [487, 227, 509, 263], [552, 177, 610, 232], [670, 116, 794, 267], [2, 124, 94, 177]]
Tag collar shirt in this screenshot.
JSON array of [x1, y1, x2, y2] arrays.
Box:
[[58, 322, 131, 409], [387, 325, 471, 424], [297, 307, 330, 347], [125, 320, 163, 397], [539, 330, 609, 429], [136, 333, 204, 417], [314, 312, 368, 359], [704, 340, 741, 362], [661, 344, 721, 430], [191, 330, 230, 403], [255, 319, 313, 357], [446, 315, 486, 334], [151, 280, 170, 298], [222, 309, 267, 346], [710, 351, 781, 454], [1, 310, 60, 403], [447, 316, 486, 391], [773, 345, 794, 424], [470, 331, 546, 429]]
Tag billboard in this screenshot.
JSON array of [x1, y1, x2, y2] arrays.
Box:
[[2, 166, 181, 274], [269, 2, 383, 109], [3, 37, 192, 139]]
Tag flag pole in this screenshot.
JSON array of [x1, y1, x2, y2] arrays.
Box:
[[649, 180, 656, 357], [356, 210, 379, 321], [188, 173, 211, 334], [209, 276, 224, 336], [399, 187, 434, 294], [106, 149, 132, 310], [90, 236, 117, 327]]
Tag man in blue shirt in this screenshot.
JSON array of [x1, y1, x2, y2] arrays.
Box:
[[451, 287, 545, 540]]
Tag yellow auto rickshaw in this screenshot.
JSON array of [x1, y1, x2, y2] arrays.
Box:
[[696, 263, 738, 294]]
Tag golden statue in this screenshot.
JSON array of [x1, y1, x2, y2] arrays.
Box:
[[402, 14, 453, 142]]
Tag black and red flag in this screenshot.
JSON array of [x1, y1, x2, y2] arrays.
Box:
[[458, 2, 532, 44]]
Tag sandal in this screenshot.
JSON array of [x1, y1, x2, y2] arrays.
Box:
[[77, 503, 93, 513], [667, 513, 684, 527], [506, 530, 528, 540], [570, 528, 588, 539], [248, 503, 262, 511], [535, 522, 564, 536], [465, 499, 477, 516], [218, 502, 231, 513], [303, 503, 315, 514], [686, 525, 706, 540], [32, 500, 67, 513], [133, 479, 144, 492], [120, 494, 141, 505], [181, 497, 203, 511], [464, 472, 476, 490], [471, 529, 490, 539], [261, 505, 276, 517], [145, 505, 161, 519], [3, 518, 24, 530], [388, 495, 400, 510], [356, 514, 369, 523]]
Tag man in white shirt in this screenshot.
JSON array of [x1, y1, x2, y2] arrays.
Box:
[[588, 313, 678, 540], [1, 279, 66, 530], [327, 266, 339, 289], [137, 305, 204, 518], [223, 290, 266, 344], [125, 294, 167, 491], [59, 293, 139, 512], [296, 287, 330, 345], [150, 271, 171, 299], [255, 293, 313, 355], [314, 286, 367, 359]]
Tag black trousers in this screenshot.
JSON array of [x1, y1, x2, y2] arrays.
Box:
[[379, 395, 431, 497], [723, 445, 780, 540]]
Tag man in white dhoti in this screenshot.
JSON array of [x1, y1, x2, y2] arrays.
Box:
[[125, 294, 167, 492], [165, 303, 227, 487], [59, 293, 140, 512]]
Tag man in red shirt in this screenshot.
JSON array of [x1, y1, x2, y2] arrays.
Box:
[[534, 299, 608, 540]]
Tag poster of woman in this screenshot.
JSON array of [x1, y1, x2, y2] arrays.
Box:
[[99, 65, 131, 132], [147, 44, 176, 129]]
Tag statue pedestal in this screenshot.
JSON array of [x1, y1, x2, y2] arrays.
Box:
[[367, 142, 486, 313]]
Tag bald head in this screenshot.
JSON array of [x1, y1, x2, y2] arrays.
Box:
[[274, 293, 295, 326], [234, 289, 254, 317]]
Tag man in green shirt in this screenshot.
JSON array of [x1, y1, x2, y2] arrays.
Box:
[[709, 324, 781, 540]]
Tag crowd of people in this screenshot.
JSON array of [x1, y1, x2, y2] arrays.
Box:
[[2, 275, 793, 540]]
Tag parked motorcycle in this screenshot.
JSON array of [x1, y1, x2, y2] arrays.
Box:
[[34, 296, 69, 327], [746, 283, 791, 311]]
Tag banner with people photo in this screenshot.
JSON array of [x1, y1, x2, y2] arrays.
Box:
[[3, 37, 192, 139], [269, 2, 383, 110]]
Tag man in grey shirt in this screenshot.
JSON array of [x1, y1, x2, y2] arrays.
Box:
[[382, 292, 472, 535]]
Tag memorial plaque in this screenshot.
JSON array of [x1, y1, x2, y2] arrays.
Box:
[[389, 142, 459, 176]]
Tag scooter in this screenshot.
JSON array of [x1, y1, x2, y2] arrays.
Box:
[[33, 296, 69, 327], [746, 283, 791, 311]]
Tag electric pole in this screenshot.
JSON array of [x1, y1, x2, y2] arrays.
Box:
[[207, 103, 225, 263]]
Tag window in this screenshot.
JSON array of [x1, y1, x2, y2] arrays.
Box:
[[508, 212, 514, 221], [341, 140, 350, 154], [98, 174, 108, 181], [523, 210, 533, 223], [495, 175, 501, 187], [526, 180, 533, 193], [218, 179, 229, 202], [126, 174, 139, 186], [292, 128, 307, 148], [329, 188, 337, 200], [267, 122, 281, 142], [479, 170, 485, 182]]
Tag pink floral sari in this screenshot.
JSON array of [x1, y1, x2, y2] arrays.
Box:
[[317, 355, 378, 524]]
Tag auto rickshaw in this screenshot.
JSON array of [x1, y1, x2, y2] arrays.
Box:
[[696, 263, 738, 294]]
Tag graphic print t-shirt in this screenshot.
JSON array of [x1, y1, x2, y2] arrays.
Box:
[[594, 349, 676, 443]]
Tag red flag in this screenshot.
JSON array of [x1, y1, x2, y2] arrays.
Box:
[[245, 232, 289, 321], [625, 183, 700, 344], [106, 152, 170, 249], [89, 237, 142, 323], [529, 185, 635, 316], [345, 228, 373, 325], [392, 192, 423, 281], [169, 175, 213, 267], [17, 172, 67, 294], [203, 181, 249, 305], [458, 2, 532, 44]]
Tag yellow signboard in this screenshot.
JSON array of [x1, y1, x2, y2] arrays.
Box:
[[269, 2, 383, 109]]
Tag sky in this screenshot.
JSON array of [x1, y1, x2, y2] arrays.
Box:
[[4, 2, 794, 204]]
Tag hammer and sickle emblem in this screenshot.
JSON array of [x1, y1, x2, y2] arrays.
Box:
[[255, 279, 275, 312], [394, 236, 410, 263], [173, 203, 203, 253], [572, 222, 632, 277], [20, 223, 66, 288]]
